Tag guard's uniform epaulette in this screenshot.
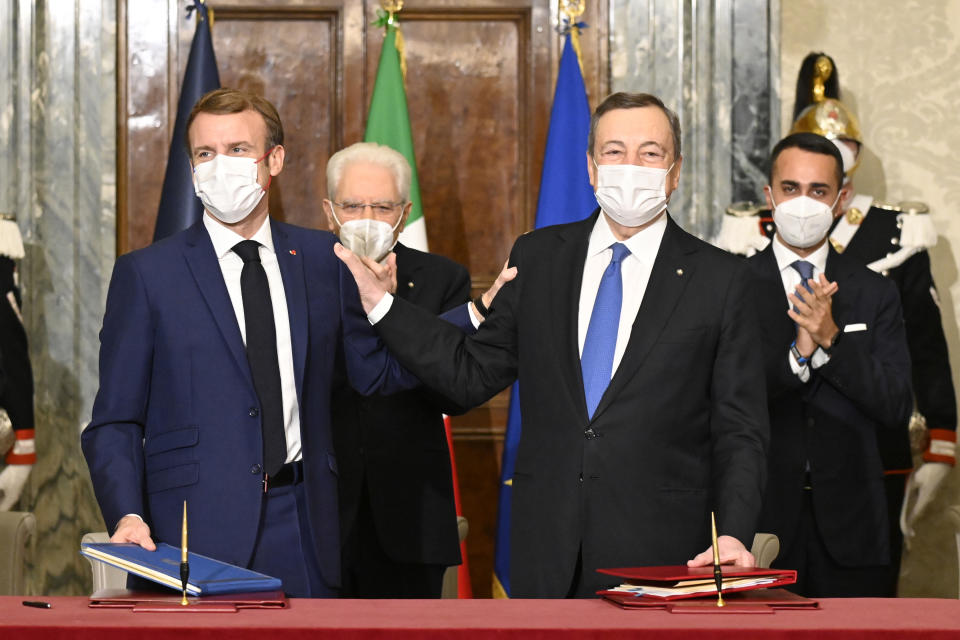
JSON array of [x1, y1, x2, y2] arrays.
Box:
[[833, 199, 936, 275], [713, 201, 770, 256]]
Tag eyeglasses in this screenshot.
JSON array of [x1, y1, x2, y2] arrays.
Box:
[[331, 201, 404, 216]]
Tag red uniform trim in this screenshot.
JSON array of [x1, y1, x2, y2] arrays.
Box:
[[5, 451, 35, 465], [924, 429, 956, 465]]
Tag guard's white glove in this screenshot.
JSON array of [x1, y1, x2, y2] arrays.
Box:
[[900, 462, 951, 545], [0, 463, 32, 511]]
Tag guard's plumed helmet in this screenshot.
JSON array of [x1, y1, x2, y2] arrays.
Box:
[[788, 54, 863, 173]]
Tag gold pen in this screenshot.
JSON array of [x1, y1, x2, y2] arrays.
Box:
[[711, 511, 724, 607], [180, 500, 189, 606]]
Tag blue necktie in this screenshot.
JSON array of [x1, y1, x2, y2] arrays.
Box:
[[790, 260, 815, 311], [581, 243, 631, 419], [791, 260, 815, 292]]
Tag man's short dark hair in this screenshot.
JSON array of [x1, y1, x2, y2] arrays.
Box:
[[588, 92, 682, 159], [185, 88, 284, 155], [768, 132, 844, 190]]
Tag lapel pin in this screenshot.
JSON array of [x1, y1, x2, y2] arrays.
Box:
[[289, 249, 297, 256], [676, 268, 684, 276], [408, 281, 415, 288]]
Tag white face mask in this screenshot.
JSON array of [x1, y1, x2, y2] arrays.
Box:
[[331, 210, 403, 263], [193, 154, 268, 224], [770, 192, 840, 249], [594, 162, 674, 228]]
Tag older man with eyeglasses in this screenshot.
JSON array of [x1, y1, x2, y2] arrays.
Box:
[[323, 142, 513, 597]]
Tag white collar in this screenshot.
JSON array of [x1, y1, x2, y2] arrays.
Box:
[[586, 211, 669, 262], [772, 233, 829, 275], [203, 214, 275, 259]]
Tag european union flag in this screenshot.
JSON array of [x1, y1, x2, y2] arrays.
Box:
[[492, 32, 595, 598], [153, 0, 220, 242]]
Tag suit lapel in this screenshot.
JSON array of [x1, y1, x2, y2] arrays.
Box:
[[272, 220, 308, 401], [182, 223, 251, 385], [550, 213, 597, 422], [824, 247, 853, 329], [590, 216, 695, 421], [754, 244, 796, 346], [393, 243, 423, 304]]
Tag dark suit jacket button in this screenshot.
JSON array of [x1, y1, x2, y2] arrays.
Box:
[[806, 417, 815, 427], [249, 407, 259, 417], [250, 464, 262, 474], [584, 428, 596, 439]]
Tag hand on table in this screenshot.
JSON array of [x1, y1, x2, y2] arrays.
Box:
[[111, 515, 156, 550]]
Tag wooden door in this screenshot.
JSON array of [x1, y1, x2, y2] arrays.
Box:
[[118, 0, 608, 596]]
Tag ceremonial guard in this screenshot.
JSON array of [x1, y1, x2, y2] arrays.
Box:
[[716, 53, 956, 594], [0, 215, 35, 511]]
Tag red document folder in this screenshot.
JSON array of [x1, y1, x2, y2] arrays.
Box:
[[601, 587, 818, 612], [88, 589, 287, 612], [596, 565, 798, 601]]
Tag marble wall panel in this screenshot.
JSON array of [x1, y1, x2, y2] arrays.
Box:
[[609, 0, 779, 240], [0, 0, 115, 595], [782, 0, 960, 599]]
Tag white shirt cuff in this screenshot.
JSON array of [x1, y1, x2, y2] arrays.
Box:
[[367, 292, 394, 325], [788, 351, 811, 383], [810, 347, 830, 369], [467, 301, 482, 329]]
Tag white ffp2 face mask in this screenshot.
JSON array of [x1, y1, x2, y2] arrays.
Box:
[[770, 192, 840, 249], [594, 162, 674, 228], [331, 209, 403, 263], [193, 153, 268, 224]]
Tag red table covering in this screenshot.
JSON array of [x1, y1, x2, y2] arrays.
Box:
[[3, 595, 960, 639]]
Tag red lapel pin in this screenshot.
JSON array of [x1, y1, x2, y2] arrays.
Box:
[[289, 249, 297, 256]]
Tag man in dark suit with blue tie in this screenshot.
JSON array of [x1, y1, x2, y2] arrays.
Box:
[[335, 92, 770, 598], [81, 88, 419, 597], [746, 133, 913, 596]]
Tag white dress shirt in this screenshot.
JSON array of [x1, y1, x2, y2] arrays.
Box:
[[204, 214, 302, 463], [771, 235, 831, 381], [577, 212, 667, 377]]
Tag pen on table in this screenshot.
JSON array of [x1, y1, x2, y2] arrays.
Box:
[[711, 511, 724, 607], [180, 500, 190, 606], [22, 601, 51, 609]]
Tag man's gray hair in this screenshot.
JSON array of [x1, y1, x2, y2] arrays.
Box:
[[326, 142, 412, 202]]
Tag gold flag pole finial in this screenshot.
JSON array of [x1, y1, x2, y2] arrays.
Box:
[[379, 0, 407, 80], [190, 0, 214, 30], [559, 0, 586, 76], [811, 55, 833, 104]]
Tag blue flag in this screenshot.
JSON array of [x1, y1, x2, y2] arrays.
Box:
[[492, 33, 596, 598], [153, 0, 220, 242]]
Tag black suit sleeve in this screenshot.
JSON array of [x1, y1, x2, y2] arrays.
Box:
[[408, 256, 474, 416], [710, 261, 770, 545], [376, 241, 523, 410]]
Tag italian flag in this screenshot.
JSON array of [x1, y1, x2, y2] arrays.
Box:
[[366, 16, 472, 596], [364, 22, 428, 251]]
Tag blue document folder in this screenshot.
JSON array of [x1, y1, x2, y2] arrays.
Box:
[[80, 542, 282, 595]]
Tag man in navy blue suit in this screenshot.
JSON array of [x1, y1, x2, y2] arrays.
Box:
[[82, 88, 422, 597], [746, 133, 912, 596]]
